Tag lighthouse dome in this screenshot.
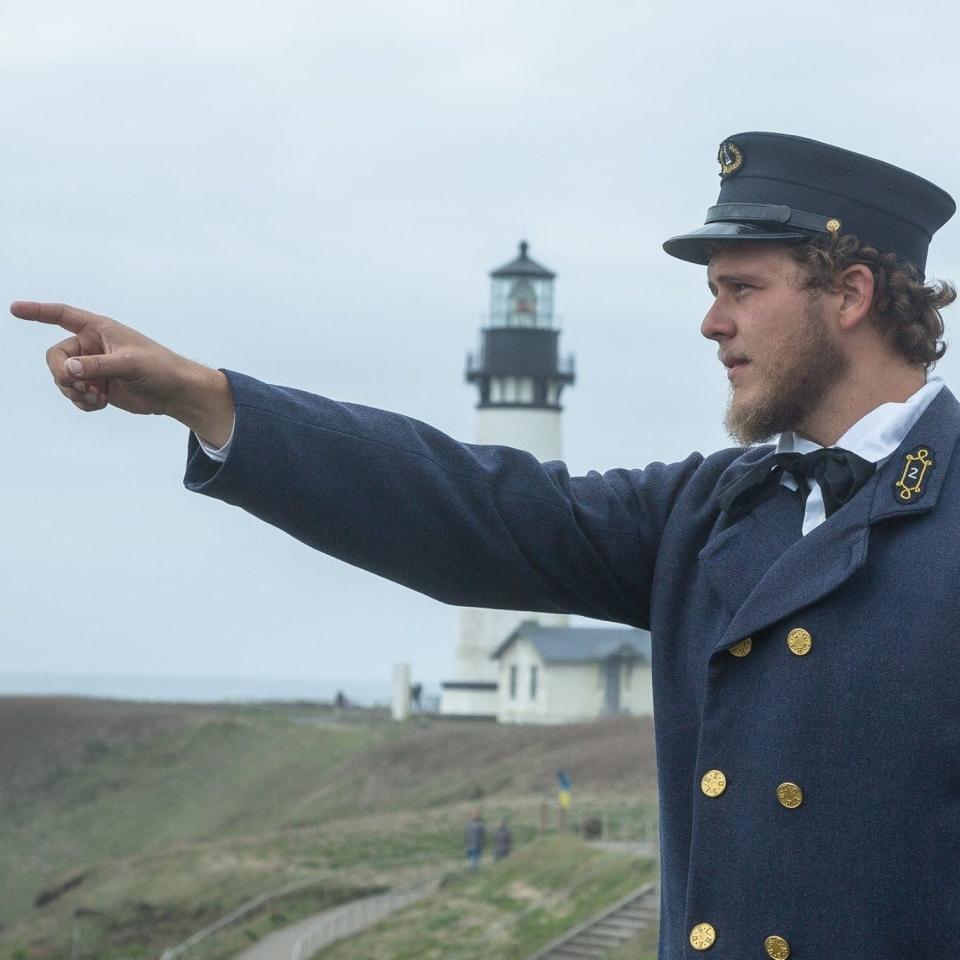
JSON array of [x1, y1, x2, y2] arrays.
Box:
[[489, 240, 556, 280]]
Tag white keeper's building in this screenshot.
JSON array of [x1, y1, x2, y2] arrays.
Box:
[[438, 242, 653, 724], [492, 622, 652, 724]]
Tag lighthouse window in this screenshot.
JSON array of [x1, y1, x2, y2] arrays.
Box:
[[490, 378, 504, 403], [509, 665, 518, 699], [508, 279, 537, 327], [518, 378, 534, 403], [529, 665, 539, 700], [546, 383, 559, 405]]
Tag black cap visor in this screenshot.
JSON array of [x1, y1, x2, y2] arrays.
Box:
[[662, 221, 812, 265]]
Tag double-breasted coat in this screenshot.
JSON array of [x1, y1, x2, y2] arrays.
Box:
[[185, 371, 960, 959]]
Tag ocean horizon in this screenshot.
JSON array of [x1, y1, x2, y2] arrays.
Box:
[[0, 672, 441, 706]]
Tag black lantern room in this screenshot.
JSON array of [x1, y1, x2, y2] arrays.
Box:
[[466, 241, 575, 409]]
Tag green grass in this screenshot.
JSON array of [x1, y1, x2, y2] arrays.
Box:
[[0, 706, 385, 919], [314, 835, 657, 960], [0, 700, 659, 960], [0, 806, 463, 959], [604, 920, 660, 960]]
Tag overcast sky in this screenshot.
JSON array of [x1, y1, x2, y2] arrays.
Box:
[[5, 0, 960, 691]]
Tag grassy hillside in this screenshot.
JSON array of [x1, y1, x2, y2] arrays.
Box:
[[0, 697, 657, 960], [0, 698, 384, 918], [316, 835, 657, 960]]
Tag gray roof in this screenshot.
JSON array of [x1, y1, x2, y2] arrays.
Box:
[[490, 240, 556, 279], [491, 622, 651, 664]]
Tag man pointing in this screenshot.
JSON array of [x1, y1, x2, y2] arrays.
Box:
[[15, 132, 960, 958]]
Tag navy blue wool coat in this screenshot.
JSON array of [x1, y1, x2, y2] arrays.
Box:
[[185, 371, 960, 960]]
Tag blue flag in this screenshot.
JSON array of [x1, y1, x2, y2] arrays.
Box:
[[557, 770, 572, 791]]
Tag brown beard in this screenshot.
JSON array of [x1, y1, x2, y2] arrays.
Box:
[[725, 296, 849, 444]]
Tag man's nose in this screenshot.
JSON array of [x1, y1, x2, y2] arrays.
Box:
[[701, 299, 735, 341]]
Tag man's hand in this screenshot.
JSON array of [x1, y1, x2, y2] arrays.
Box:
[[12, 301, 236, 448]]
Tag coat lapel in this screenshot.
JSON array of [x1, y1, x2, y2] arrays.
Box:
[[707, 387, 960, 655], [698, 483, 804, 617]]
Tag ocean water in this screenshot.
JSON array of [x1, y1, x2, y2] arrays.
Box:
[[0, 672, 416, 706]]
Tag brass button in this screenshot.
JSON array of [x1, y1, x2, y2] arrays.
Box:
[[786, 628, 812, 656], [777, 782, 803, 808], [701, 769, 727, 797], [729, 637, 753, 657], [765, 934, 790, 959], [690, 922, 716, 950]]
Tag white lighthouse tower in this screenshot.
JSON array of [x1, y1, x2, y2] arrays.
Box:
[[440, 241, 576, 718]]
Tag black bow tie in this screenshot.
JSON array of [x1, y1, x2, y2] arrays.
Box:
[[717, 448, 877, 522]]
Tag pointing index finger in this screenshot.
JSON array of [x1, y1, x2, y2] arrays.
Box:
[[10, 301, 103, 334]]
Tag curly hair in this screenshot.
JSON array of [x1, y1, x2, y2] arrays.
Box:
[[788, 234, 956, 369]]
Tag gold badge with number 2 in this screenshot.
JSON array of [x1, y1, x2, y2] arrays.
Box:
[[895, 447, 934, 502]]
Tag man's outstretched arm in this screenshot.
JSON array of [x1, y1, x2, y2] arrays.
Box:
[[180, 369, 705, 626], [15, 300, 705, 627], [11, 300, 235, 447]]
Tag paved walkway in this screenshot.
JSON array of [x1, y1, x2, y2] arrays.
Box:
[[233, 907, 340, 960], [233, 879, 442, 960]]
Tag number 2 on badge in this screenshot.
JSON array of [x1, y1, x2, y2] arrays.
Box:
[[896, 448, 934, 501]]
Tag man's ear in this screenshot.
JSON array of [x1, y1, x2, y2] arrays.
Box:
[[837, 264, 875, 331]]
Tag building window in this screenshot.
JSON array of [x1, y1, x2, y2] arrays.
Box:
[[509, 665, 517, 700], [529, 665, 538, 700]]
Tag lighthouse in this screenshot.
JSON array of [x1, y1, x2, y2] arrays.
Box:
[[440, 241, 576, 718]]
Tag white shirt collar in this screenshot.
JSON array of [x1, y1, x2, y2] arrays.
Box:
[[774, 377, 945, 536]]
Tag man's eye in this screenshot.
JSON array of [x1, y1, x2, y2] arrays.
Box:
[[733, 283, 752, 294]]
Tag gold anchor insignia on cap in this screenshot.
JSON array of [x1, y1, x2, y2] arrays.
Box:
[[826, 218, 842, 234], [717, 140, 743, 178], [895, 447, 934, 502]]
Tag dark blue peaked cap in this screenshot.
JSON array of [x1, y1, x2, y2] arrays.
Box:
[[663, 132, 956, 276]]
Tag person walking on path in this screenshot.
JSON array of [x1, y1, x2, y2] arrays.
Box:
[[464, 812, 486, 870]]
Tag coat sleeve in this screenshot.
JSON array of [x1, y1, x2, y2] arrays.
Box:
[[183, 371, 706, 629]]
